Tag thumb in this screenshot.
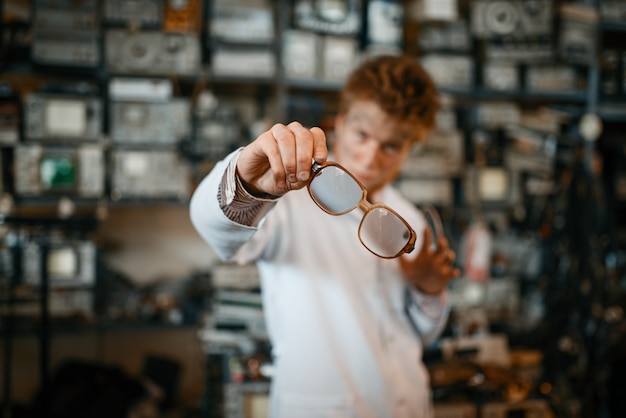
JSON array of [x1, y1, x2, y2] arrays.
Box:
[[422, 226, 435, 253]]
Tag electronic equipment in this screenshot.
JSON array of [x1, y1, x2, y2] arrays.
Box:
[[481, 399, 552, 418], [470, 0, 553, 38], [482, 62, 519, 91], [192, 104, 244, 159], [105, 30, 201, 76], [599, 50, 620, 97], [109, 99, 190, 146], [103, 0, 163, 27], [31, 0, 101, 67], [525, 65, 580, 92], [365, 0, 403, 49], [396, 178, 454, 206], [600, 1, 626, 23], [293, 0, 362, 35], [0, 101, 20, 144], [21, 238, 97, 288], [109, 149, 190, 200], [14, 144, 105, 198], [421, 54, 474, 89], [211, 47, 276, 79], [282, 30, 320, 81], [109, 78, 173, 102], [418, 22, 471, 53], [211, 263, 261, 290], [24, 93, 103, 142], [164, 0, 203, 33], [401, 130, 464, 178], [485, 36, 552, 62], [475, 102, 521, 129], [210, 0, 275, 44], [464, 166, 512, 208], [558, 3, 598, 65], [321, 35, 358, 82], [433, 402, 477, 418]]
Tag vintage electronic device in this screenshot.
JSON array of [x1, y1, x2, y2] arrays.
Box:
[[211, 47, 276, 79], [192, 105, 244, 159], [109, 149, 190, 200], [293, 0, 361, 35], [211, 263, 261, 290], [109, 99, 190, 146], [421, 54, 474, 89], [470, 0, 553, 38], [321, 35, 358, 82], [365, 0, 403, 48], [401, 130, 464, 178], [210, 0, 275, 44], [599, 50, 620, 97], [481, 399, 552, 418], [0, 246, 15, 286], [21, 238, 97, 288], [24, 93, 102, 142], [600, 1, 626, 23], [0, 101, 20, 144], [558, 3, 598, 65], [396, 178, 454, 206], [525, 65, 580, 92], [418, 22, 471, 53], [282, 29, 320, 81], [103, 0, 163, 27], [31, 0, 101, 67], [482, 62, 519, 91], [485, 36, 552, 62], [476, 102, 521, 129], [465, 166, 512, 208], [224, 382, 270, 418], [413, 0, 458, 21], [109, 78, 173, 102], [433, 402, 477, 418], [164, 0, 203, 33], [14, 144, 105, 198], [105, 30, 201, 76]]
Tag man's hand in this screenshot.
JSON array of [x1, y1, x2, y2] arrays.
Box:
[[236, 122, 328, 198], [400, 227, 460, 295]]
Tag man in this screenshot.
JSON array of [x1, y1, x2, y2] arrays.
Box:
[[190, 54, 459, 417]]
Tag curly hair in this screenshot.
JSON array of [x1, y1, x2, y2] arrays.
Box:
[[339, 55, 440, 138]]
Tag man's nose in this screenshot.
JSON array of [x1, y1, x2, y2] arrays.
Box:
[[361, 141, 381, 166]]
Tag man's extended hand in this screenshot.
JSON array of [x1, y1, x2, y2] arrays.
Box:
[[236, 121, 328, 198], [400, 227, 460, 295]]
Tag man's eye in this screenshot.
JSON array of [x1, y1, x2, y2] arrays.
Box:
[[384, 143, 402, 153]]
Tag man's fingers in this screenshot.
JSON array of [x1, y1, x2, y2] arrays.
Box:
[[310, 126, 328, 164], [271, 123, 298, 184], [286, 121, 315, 183]]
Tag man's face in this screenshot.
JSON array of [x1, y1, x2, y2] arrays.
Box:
[[333, 100, 424, 200]]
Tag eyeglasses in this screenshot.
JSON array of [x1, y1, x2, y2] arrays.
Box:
[[307, 161, 417, 258]]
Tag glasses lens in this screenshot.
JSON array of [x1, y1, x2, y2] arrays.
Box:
[[309, 165, 364, 214], [359, 207, 412, 258]]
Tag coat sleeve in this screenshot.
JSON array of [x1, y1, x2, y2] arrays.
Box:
[[189, 151, 264, 262], [405, 287, 450, 347]]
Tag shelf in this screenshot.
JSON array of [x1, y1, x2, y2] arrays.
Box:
[[439, 87, 588, 103], [284, 79, 344, 92], [597, 104, 626, 122], [600, 21, 626, 33]]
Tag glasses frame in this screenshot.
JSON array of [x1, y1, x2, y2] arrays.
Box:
[[307, 160, 417, 259]]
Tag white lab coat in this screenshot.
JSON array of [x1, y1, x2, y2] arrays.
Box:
[[190, 151, 450, 418]]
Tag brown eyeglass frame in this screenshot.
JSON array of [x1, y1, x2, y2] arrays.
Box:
[[306, 160, 417, 259]]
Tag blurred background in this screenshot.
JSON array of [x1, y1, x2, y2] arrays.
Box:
[[1, 0, 625, 417]]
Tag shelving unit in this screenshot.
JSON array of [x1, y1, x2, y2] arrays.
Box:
[[1, 0, 625, 417]]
